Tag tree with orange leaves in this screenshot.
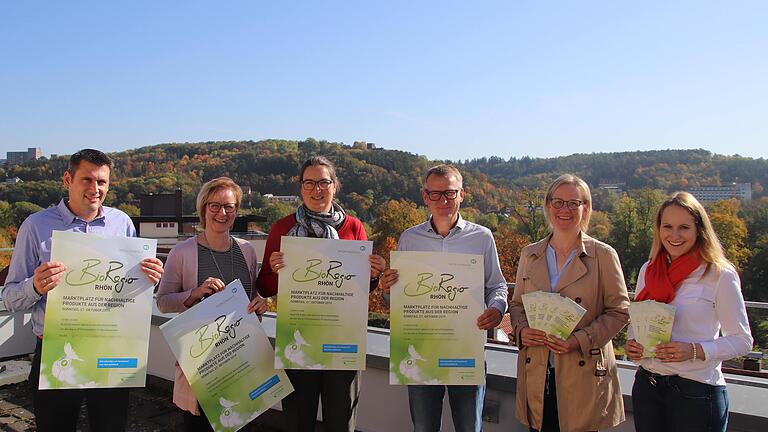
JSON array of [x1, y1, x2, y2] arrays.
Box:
[[494, 224, 531, 283]]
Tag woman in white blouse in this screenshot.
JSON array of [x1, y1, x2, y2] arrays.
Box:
[[625, 192, 753, 432]]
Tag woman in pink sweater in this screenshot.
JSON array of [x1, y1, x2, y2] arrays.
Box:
[[156, 177, 267, 432]]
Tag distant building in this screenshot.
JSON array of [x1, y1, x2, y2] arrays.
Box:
[[4, 177, 23, 184], [263, 194, 300, 204], [687, 183, 752, 203], [140, 190, 183, 220], [598, 183, 625, 195], [6, 147, 42, 165], [353, 141, 377, 150], [0, 159, 6, 165]]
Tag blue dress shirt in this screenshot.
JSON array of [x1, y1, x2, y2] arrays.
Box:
[[545, 244, 578, 292], [3, 199, 136, 336]]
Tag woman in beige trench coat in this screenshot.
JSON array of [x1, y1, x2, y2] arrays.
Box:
[[509, 174, 630, 432]]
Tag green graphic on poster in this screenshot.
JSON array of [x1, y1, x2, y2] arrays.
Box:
[[275, 237, 372, 370], [40, 231, 157, 389], [389, 251, 485, 385], [160, 280, 293, 432]]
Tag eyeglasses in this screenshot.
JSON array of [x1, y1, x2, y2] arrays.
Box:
[[207, 202, 237, 214], [301, 179, 334, 191], [549, 198, 583, 210], [424, 189, 460, 201]]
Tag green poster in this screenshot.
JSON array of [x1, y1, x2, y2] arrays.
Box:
[[40, 230, 157, 389], [160, 280, 293, 432], [275, 237, 372, 370], [389, 251, 485, 385]]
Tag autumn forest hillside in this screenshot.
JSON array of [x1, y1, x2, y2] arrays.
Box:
[[2, 139, 768, 347]]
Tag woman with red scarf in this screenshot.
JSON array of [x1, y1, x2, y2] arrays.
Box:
[[626, 192, 753, 432]]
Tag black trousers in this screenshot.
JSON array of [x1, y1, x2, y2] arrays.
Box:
[[29, 339, 129, 432], [182, 404, 214, 432], [282, 369, 359, 432], [530, 367, 560, 432]]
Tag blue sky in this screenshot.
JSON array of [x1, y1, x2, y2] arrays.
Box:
[[2, 1, 767, 161]]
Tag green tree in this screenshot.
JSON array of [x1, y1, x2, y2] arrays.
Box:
[[371, 199, 427, 256], [708, 199, 751, 270], [11, 201, 43, 227], [608, 189, 663, 287], [742, 197, 768, 303], [588, 210, 612, 242], [475, 212, 500, 232], [0, 227, 13, 268], [0, 200, 12, 228], [509, 189, 548, 240], [117, 203, 140, 217], [253, 201, 295, 228]]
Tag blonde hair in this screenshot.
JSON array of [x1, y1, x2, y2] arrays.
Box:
[[543, 174, 592, 232], [649, 191, 733, 274], [196, 177, 243, 228]]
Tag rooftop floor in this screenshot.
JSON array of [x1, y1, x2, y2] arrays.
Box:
[[0, 364, 288, 432]]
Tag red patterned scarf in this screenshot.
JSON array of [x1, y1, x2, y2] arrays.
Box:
[[636, 248, 702, 303]]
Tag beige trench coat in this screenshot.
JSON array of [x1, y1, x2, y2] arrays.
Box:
[[509, 233, 630, 432]]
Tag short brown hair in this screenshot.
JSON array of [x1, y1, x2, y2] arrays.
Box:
[[196, 177, 243, 228], [68, 149, 113, 175]]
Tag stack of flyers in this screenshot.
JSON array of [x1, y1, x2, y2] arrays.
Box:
[[629, 300, 676, 358], [521, 291, 587, 340]]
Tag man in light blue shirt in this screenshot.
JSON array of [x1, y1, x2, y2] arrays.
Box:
[[3, 149, 164, 432], [380, 164, 507, 432]]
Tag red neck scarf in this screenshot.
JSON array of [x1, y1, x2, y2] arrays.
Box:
[[636, 248, 702, 303]]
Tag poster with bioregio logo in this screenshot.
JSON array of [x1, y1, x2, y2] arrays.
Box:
[[389, 251, 485, 385], [275, 237, 372, 370], [160, 280, 293, 432], [40, 230, 157, 389]]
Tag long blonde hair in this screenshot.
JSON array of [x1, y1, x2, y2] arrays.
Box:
[[649, 191, 734, 274]]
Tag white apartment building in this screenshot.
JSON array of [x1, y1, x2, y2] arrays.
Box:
[[687, 183, 752, 203]]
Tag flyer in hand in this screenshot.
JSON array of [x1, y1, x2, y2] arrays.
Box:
[[629, 300, 676, 357], [521, 291, 586, 340]]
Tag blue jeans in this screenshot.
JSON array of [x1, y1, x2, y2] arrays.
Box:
[[632, 367, 728, 432], [408, 384, 485, 432]]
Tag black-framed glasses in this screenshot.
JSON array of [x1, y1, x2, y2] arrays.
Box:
[[301, 179, 334, 191], [549, 198, 583, 210], [207, 202, 237, 214], [424, 189, 460, 201]]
